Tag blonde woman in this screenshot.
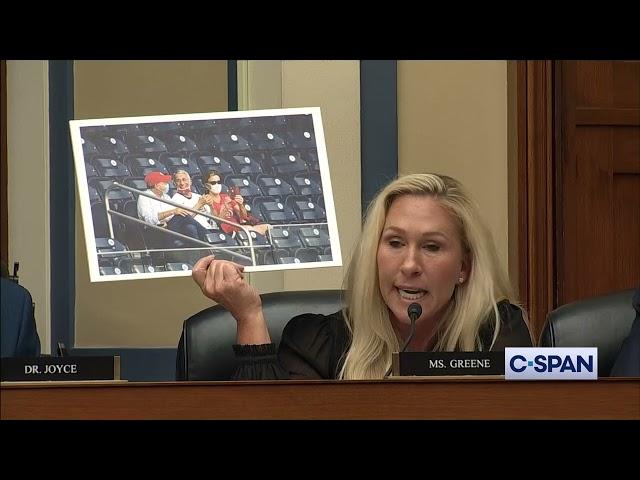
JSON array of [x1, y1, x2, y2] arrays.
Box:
[[192, 173, 532, 379]]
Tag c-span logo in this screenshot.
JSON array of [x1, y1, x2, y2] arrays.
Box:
[[505, 348, 598, 380]]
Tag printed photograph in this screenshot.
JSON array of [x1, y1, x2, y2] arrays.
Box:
[[69, 107, 342, 282]]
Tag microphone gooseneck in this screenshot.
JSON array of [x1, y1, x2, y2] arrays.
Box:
[[400, 303, 422, 353], [385, 303, 423, 377]]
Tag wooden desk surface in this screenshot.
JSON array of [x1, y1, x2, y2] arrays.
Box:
[[2, 377, 638, 420]]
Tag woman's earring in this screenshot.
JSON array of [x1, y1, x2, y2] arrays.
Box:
[[458, 276, 464, 284]]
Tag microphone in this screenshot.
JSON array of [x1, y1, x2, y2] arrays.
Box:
[[401, 303, 422, 352], [385, 302, 423, 377]]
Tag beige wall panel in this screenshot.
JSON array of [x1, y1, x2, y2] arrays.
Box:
[[74, 61, 228, 118], [6, 60, 51, 353], [398, 61, 510, 278], [74, 61, 227, 347], [280, 61, 361, 292]]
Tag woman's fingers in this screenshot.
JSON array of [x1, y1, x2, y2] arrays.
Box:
[[193, 257, 252, 305], [193, 255, 215, 272], [192, 255, 215, 289]]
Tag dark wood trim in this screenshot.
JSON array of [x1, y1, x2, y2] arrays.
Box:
[[553, 61, 566, 313], [575, 107, 640, 126], [517, 61, 557, 342], [517, 62, 528, 311], [3, 379, 638, 420], [1, 60, 7, 268]]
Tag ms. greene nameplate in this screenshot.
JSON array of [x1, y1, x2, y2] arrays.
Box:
[[392, 352, 505, 376]]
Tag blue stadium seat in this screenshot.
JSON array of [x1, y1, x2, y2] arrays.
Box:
[[260, 248, 290, 265], [235, 230, 270, 247], [229, 154, 263, 178], [219, 117, 256, 135], [144, 121, 184, 136], [91, 201, 109, 238], [224, 175, 262, 201], [100, 256, 132, 272], [260, 250, 275, 265], [88, 185, 102, 204], [111, 199, 147, 251], [239, 202, 262, 223], [91, 156, 131, 179], [286, 195, 326, 223], [269, 227, 303, 250], [81, 137, 99, 156], [190, 151, 234, 177], [165, 262, 193, 272], [85, 161, 100, 180], [99, 265, 130, 276], [89, 179, 135, 212], [256, 175, 295, 199], [248, 131, 286, 151], [158, 133, 199, 153], [234, 231, 270, 264], [204, 231, 238, 248], [268, 153, 309, 177], [117, 254, 155, 274], [90, 135, 130, 158], [252, 196, 297, 224], [284, 128, 316, 150], [96, 237, 131, 273], [290, 172, 323, 197], [123, 177, 148, 193], [253, 115, 289, 133], [123, 154, 168, 177], [275, 249, 301, 264], [95, 236, 129, 253], [189, 176, 205, 195], [81, 125, 111, 139], [294, 247, 321, 263], [159, 153, 201, 177], [297, 226, 331, 249], [201, 133, 250, 153], [186, 120, 225, 144], [301, 150, 321, 173], [124, 134, 168, 155], [113, 124, 146, 139]]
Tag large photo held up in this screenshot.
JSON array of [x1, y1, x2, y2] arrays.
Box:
[[69, 108, 342, 282]]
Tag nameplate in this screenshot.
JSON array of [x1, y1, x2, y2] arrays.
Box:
[[392, 352, 505, 376], [1, 356, 120, 381]]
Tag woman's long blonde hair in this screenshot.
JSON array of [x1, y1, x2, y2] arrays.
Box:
[[339, 173, 517, 380]]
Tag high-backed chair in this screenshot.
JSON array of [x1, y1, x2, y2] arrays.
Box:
[[176, 290, 345, 380], [1, 277, 41, 358], [539, 289, 636, 376]]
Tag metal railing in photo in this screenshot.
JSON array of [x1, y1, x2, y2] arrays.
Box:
[[103, 182, 257, 266]]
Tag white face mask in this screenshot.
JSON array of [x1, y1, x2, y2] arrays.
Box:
[[159, 183, 169, 194], [210, 184, 222, 194]]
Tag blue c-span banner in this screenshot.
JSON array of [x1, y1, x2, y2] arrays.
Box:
[[505, 348, 598, 380]]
